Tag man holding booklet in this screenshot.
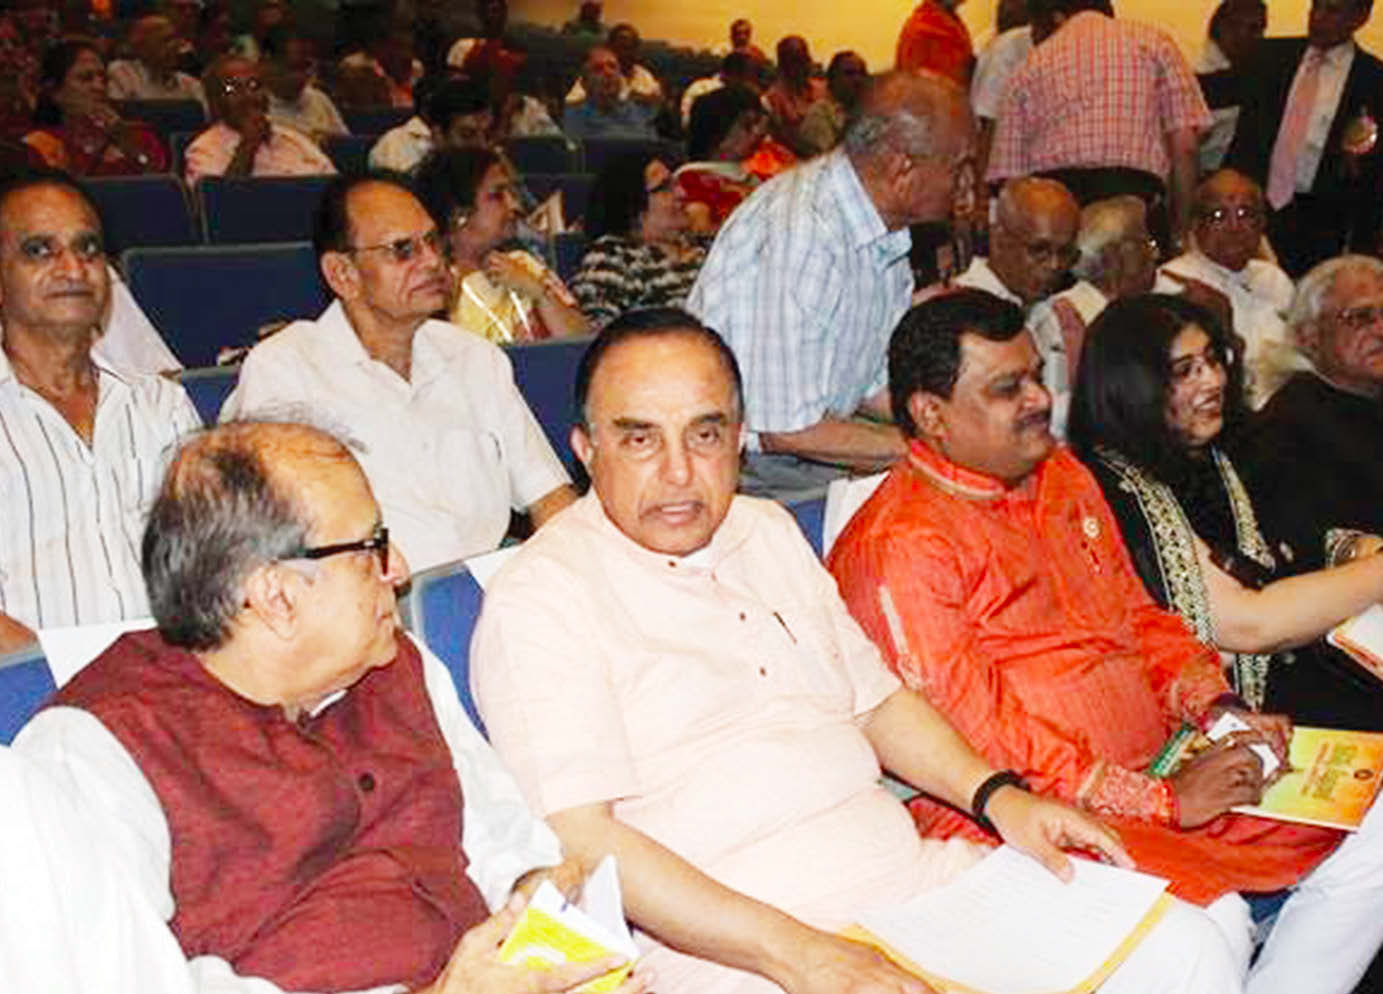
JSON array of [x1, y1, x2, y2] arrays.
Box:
[[828, 290, 1383, 994], [472, 308, 1245, 994]]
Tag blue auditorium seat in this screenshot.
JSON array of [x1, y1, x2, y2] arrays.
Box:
[[400, 561, 488, 734], [83, 175, 198, 256], [324, 134, 374, 177], [0, 645, 56, 746], [505, 135, 577, 175], [114, 98, 206, 138], [122, 243, 328, 368], [178, 364, 241, 426], [552, 231, 588, 282], [524, 173, 595, 225], [579, 137, 683, 175], [505, 335, 591, 464], [199, 175, 336, 244], [343, 107, 413, 136], [786, 496, 826, 558]]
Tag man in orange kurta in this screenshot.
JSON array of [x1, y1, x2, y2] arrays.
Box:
[[895, 0, 973, 84], [828, 288, 1383, 994]]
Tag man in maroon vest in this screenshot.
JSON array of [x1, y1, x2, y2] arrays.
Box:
[[15, 421, 641, 994]]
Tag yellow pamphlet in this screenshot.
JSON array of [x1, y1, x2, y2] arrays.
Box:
[[1234, 726, 1383, 830], [498, 856, 638, 994]]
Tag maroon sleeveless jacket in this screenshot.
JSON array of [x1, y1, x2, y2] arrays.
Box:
[[53, 629, 490, 992]]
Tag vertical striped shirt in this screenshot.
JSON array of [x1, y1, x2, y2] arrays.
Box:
[[686, 149, 913, 439], [0, 346, 201, 630]]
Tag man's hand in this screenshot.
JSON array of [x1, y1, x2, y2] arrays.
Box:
[[237, 110, 271, 148], [775, 931, 934, 994], [423, 894, 648, 994], [512, 857, 586, 904], [1171, 739, 1265, 828], [984, 787, 1133, 883], [485, 252, 547, 299], [0, 611, 37, 654]]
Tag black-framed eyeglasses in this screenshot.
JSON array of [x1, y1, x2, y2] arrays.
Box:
[[346, 229, 445, 264], [291, 524, 390, 573]]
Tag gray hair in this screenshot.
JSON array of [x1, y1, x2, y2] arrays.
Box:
[[1072, 196, 1146, 281], [843, 106, 936, 162], [141, 421, 354, 651], [1287, 254, 1383, 353]]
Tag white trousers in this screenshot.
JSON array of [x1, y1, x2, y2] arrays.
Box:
[[1242, 794, 1383, 994], [1099, 896, 1245, 994]]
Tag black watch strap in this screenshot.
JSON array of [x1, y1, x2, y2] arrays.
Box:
[[972, 769, 1028, 833]]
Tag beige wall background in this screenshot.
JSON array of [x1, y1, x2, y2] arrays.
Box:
[[510, 0, 1383, 73]]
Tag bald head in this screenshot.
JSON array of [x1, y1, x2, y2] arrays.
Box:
[[990, 177, 1080, 304], [842, 70, 972, 229], [1192, 168, 1266, 272]]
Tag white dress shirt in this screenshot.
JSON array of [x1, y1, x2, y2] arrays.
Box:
[[12, 633, 562, 994], [971, 26, 1033, 120], [106, 60, 207, 111], [1027, 279, 1109, 438], [268, 85, 349, 144], [565, 63, 663, 104], [367, 115, 433, 173], [221, 302, 569, 573], [1195, 39, 1239, 173], [183, 121, 337, 187], [0, 347, 199, 630]]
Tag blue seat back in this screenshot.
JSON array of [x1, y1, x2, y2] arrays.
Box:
[[324, 134, 374, 177], [114, 99, 206, 138], [122, 243, 328, 367], [401, 562, 487, 735], [199, 176, 335, 244], [177, 364, 241, 426], [343, 107, 413, 136], [505, 336, 591, 464], [552, 231, 588, 282], [505, 136, 577, 174], [83, 175, 198, 255], [169, 130, 196, 177], [0, 646, 56, 745], [786, 496, 826, 558], [524, 172, 595, 224], [579, 137, 683, 175]]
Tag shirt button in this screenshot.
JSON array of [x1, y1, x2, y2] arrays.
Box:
[[758, 667, 767, 676], [739, 612, 746, 621], [358, 772, 376, 792]]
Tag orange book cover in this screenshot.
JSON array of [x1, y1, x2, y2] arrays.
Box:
[[1235, 726, 1383, 830]]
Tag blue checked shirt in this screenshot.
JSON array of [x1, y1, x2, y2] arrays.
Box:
[[687, 149, 913, 441]]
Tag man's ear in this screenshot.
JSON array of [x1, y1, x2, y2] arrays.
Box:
[[1295, 319, 1323, 362], [908, 390, 946, 441], [241, 562, 303, 641], [570, 423, 594, 471], [320, 251, 358, 302]]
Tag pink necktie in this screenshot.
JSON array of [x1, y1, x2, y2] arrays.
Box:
[[1267, 48, 1325, 209]]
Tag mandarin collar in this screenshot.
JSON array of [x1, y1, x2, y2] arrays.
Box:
[[575, 489, 754, 574], [904, 437, 1041, 504]]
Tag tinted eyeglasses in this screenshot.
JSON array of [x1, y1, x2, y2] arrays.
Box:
[[292, 524, 390, 573], [346, 229, 446, 264], [1332, 305, 1383, 331], [219, 75, 263, 96], [1197, 204, 1266, 226]]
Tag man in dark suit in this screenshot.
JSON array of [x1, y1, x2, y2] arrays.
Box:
[[1225, 0, 1383, 277]]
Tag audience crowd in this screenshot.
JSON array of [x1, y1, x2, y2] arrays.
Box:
[[7, 0, 1383, 991]]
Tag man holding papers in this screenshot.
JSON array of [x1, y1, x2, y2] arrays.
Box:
[[12, 421, 644, 994], [472, 308, 1244, 994], [829, 290, 1383, 994]]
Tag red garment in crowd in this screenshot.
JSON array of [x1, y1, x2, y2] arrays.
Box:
[[53, 629, 490, 992], [895, 0, 973, 85], [828, 441, 1342, 905], [22, 120, 168, 176]]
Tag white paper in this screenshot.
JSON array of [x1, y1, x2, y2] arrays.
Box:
[[517, 855, 637, 961], [1205, 711, 1281, 779], [37, 618, 155, 688], [1330, 603, 1383, 658], [854, 846, 1167, 994], [822, 472, 886, 556]]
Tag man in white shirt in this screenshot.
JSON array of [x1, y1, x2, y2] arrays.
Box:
[[1225, 0, 1383, 275], [369, 76, 492, 174], [222, 174, 575, 574], [565, 22, 663, 106], [0, 173, 200, 652], [106, 14, 207, 111], [264, 32, 348, 146], [12, 419, 643, 994], [1158, 169, 1299, 407], [955, 177, 1080, 312]]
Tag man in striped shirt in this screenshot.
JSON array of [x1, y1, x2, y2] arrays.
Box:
[[0, 172, 200, 651]]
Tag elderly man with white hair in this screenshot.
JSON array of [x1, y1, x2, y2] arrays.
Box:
[[1233, 253, 1383, 574], [1158, 169, 1299, 407], [1026, 194, 1157, 436]]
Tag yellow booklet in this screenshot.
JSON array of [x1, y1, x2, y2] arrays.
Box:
[[843, 846, 1171, 994], [1234, 726, 1383, 830], [498, 856, 638, 994]]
